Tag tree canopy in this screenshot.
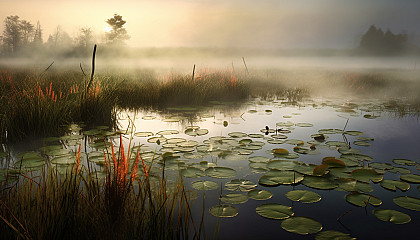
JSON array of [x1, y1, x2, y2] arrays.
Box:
[[105, 14, 130, 45], [359, 25, 408, 55]]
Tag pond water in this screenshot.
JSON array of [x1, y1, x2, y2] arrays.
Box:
[[1, 97, 420, 239]]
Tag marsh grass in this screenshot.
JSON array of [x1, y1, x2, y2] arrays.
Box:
[[0, 136, 196, 239]]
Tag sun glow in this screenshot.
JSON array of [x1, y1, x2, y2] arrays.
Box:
[[104, 26, 112, 33]]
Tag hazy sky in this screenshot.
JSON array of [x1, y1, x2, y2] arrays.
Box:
[[1, 0, 419, 48]]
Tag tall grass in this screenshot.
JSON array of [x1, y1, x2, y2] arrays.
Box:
[[0, 136, 196, 239]]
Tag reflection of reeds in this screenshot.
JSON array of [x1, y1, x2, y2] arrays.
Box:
[[0, 136, 196, 239]]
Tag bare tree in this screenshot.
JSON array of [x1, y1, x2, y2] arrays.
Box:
[[33, 21, 43, 46], [76, 27, 94, 49]]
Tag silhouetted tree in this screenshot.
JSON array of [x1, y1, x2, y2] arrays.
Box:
[[33, 21, 43, 46], [105, 14, 130, 45], [2, 15, 22, 54], [359, 25, 408, 55]]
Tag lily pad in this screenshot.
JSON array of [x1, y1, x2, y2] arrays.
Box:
[[248, 189, 273, 200], [373, 209, 411, 224], [272, 148, 289, 155], [181, 167, 205, 178], [281, 216, 322, 235], [256, 203, 294, 220], [205, 167, 237, 179], [259, 170, 304, 186], [319, 129, 343, 134], [228, 132, 248, 138], [248, 156, 270, 163], [296, 123, 314, 127], [345, 193, 382, 207], [392, 159, 417, 166], [301, 176, 338, 190], [380, 180, 410, 191], [400, 174, 420, 183], [134, 132, 154, 137], [393, 196, 420, 211], [209, 204, 238, 217], [351, 168, 383, 183], [191, 180, 218, 191], [353, 141, 371, 147], [157, 130, 179, 135], [220, 193, 248, 204], [225, 179, 257, 192], [286, 190, 321, 203], [388, 167, 410, 174], [344, 130, 364, 136], [315, 230, 355, 240]]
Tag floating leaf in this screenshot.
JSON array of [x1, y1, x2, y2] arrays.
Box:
[[267, 160, 297, 171], [228, 132, 248, 138], [205, 167, 237, 179], [281, 216, 322, 235], [345, 193, 382, 207], [273, 148, 289, 155], [380, 180, 410, 191], [393, 196, 420, 211], [225, 179, 257, 192], [319, 129, 343, 134], [286, 190, 321, 203], [344, 130, 364, 136], [373, 209, 411, 224], [313, 164, 329, 176], [134, 132, 154, 137], [142, 115, 156, 120], [388, 167, 410, 174], [400, 174, 420, 183], [256, 203, 294, 220], [296, 123, 314, 127], [181, 167, 205, 178], [191, 180, 218, 191], [392, 159, 417, 166], [285, 139, 305, 145], [209, 204, 238, 217], [315, 230, 355, 240], [353, 141, 371, 147], [369, 162, 394, 170], [248, 156, 270, 163], [276, 121, 294, 127], [220, 193, 248, 204], [157, 130, 179, 135], [351, 168, 383, 183], [301, 176, 338, 190], [248, 133, 264, 138], [259, 170, 304, 186], [248, 189, 273, 200], [322, 158, 346, 168]]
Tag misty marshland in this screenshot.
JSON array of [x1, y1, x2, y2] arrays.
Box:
[[1, 11, 420, 240]]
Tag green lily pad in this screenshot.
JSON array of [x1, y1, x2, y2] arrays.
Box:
[[225, 179, 257, 192], [142, 115, 156, 120], [353, 141, 371, 147], [344, 130, 364, 136], [296, 123, 314, 127], [181, 167, 205, 178], [281, 216, 322, 235], [134, 132, 154, 137], [400, 174, 420, 183], [301, 176, 338, 190], [259, 170, 304, 186], [51, 155, 76, 165], [373, 209, 411, 224], [272, 148, 289, 155], [276, 121, 294, 127], [392, 159, 417, 166], [285, 139, 305, 145], [248, 156, 270, 163], [228, 132, 248, 138], [315, 230, 355, 240], [157, 130, 179, 135], [286, 190, 321, 203], [393, 196, 420, 211], [351, 168, 383, 183], [380, 180, 410, 191], [220, 193, 248, 204], [256, 203, 294, 220], [205, 167, 237, 179], [322, 158, 346, 168], [369, 162, 394, 170], [248, 133, 264, 138], [388, 167, 410, 174], [345, 193, 382, 207], [209, 204, 238, 217], [267, 160, 297, 171], [248, 189, 273, 200], [313, 164, 329, 176], [326, 141, 348, 148], [191, 180, 218, 191]]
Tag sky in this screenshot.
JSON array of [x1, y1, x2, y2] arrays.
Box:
[[1, 0, 420, 49]]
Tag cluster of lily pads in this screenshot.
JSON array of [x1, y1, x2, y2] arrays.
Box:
[[1, 98, 420, 239]]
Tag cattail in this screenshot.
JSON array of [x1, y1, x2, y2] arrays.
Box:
[[75, 144, 81, 174]]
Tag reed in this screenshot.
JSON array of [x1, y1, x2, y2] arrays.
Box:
[[0, 136, 196, 239]]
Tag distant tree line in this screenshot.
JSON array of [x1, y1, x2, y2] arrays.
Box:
[[358, 25, 409, 55], [0, 14, 129, 58]]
